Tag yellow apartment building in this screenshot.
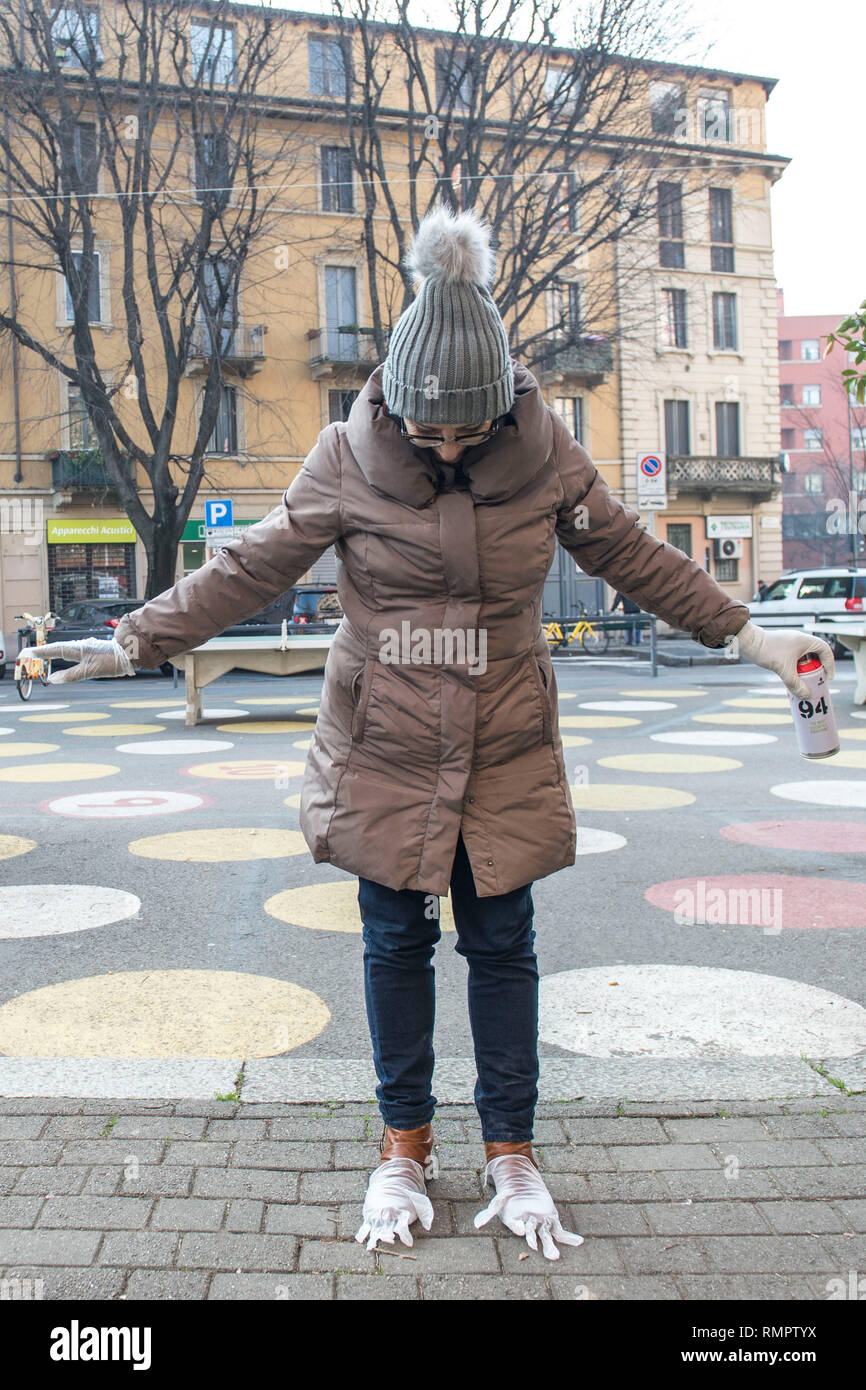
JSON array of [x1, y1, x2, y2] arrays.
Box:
[[0, 3, 786, 661]]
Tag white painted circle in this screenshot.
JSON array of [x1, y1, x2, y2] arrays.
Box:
[[114, 740, 235, 756], [0, 884, 141, 939], [579, 700, 677, 711], [4, 702, 70, 711], [851, 711, 866, 721], [770, 780, 866, 808], [44, 790, 207, 819], [650, 730, 777, 746], [575, 826, 627, 855], [539, 964, 866, 1057], [157, 708, 249, 721], [0, 728, 15, 737]]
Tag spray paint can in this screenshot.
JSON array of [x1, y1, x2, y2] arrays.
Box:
[[788, 654, 839, 759]]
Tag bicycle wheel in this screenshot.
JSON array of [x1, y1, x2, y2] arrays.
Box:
[[38, 662, 51, 686], [581, 624, 610, 655], [16, 668, 33, 700]]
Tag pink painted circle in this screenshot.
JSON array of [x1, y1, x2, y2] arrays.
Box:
[[720, 820, 866, 854], [644, 873, 866, 930]]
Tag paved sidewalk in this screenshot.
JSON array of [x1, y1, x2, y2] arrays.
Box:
[[1, 1093, 864, 1301]]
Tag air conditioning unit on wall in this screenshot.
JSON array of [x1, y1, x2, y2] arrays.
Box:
[[713, 537, 744, 560]]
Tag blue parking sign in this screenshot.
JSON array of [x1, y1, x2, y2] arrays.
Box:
[[205, 499, 233, 529]]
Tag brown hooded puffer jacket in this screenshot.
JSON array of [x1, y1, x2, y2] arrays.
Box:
[[114, 358, 750, 897]]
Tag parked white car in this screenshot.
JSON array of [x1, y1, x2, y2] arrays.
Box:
[[749, 566, 866, 657]]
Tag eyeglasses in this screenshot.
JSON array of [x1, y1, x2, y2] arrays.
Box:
[[397, 417, 502, 448]]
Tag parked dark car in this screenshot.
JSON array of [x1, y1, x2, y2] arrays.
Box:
[[220, 588, 299, 637], [290, 584, 342, 631], [31, 600, 174, 676]]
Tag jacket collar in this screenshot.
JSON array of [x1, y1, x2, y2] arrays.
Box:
[[345, 358, 554, 508]]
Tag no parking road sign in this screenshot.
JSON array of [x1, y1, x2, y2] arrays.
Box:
[[636, 452, 667, 509]]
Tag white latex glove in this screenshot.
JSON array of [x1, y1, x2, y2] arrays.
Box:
[[19, 636, 137, 683], [473, 1153, 584, 1261], [728, 620, 835, 700], [354, 1157, 435, 1252]]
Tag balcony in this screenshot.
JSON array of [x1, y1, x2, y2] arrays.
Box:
[[667, 455, 780, 500], [308, 326, 385, 380], [185, 320, 266, 377], [535, 335, 614, 387], [50, 449, 135, 492]]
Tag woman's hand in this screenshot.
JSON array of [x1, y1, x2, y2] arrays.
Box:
[[20, 636, 137, 683], [730, 620, 835, 700]]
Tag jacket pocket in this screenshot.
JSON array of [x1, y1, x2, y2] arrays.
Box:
[[529, 649, 554, 745], [351, 656, 375, 742]]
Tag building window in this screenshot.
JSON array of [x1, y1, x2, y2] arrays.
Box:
[[660, 288, 688, 348], [801, 338, 820, 361], [435, 48, 474, 111], [698, 87, 731, 143], [781, 428, 796, 450], [658, 182, 684, 268], [551, 170, 580, 233], [650, 81, 683, 136], [51, 5, 101, 67], [715, 557, 739, 582], [545, 67, 580, 116], [804, 472, 824, 493], [190, 23, 235, 85], [666, 523, 692, 557], [329, 390, 358, 422], [802, 384, 821, 407], [72, 122, 98, 194], [715, 401, 740, 456], [553, 396, 583, 443], [780, 384, 794, 408], [66, 383, 95, 449], [324, 265, 358, 357], [549, 280, 581, 336], [321, 146, 354, 213], [664, 400, 690, 455], [195, 131, 231, 207], [854, 427, 866, 451], [65, 250, 101, 323], [308, 35, 347, 97], [804, 428, 823, 450], [779, 340, 792, 360], [199, 257, 236, 354], [206, 385, 238, 454], [712, 292, 738, 351], [709, 188, 734, 272]]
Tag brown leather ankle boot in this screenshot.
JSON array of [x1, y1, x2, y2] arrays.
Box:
[[379, 1122, 438, 1178], [484, 1140, 539, 1170]]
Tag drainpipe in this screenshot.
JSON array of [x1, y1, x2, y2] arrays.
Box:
[[3, 105, 23, 485]]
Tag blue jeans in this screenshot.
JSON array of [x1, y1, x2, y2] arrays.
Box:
[[357, 830, 539, 1141]]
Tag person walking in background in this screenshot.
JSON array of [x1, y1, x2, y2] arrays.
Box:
[[611, 589, 642, 644], [26, 198, 835, 1263]]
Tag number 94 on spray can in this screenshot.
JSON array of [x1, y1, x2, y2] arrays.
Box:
[[789, 654, 839, 759]]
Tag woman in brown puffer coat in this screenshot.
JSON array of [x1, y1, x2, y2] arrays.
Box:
[[33, 198, 833, 1260]]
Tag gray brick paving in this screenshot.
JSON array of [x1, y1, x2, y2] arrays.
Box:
[[0, 1096, 860, 1299]]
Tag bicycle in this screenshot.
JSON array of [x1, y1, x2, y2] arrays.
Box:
[[13, 611, 57, 701], [542, 603, 610, 655]]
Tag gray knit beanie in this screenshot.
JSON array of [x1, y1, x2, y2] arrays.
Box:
[[382, 199, 514, 425]]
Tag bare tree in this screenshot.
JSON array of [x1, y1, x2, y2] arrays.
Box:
[[326, 0, 703, 370], [0, 0, 307, 596]]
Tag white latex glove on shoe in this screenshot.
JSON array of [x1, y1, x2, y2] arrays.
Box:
[[19, 636, 137, 682], [728, 620, 835, 700], [473, 1154, 584, 1261], [355, 1157, 434, 1252]]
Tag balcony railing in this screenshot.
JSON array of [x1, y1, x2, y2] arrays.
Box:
[[667, 455, 780, 497], [186, 320, 266, 376], [308, 326, 386, 379], [50, 449, 134, 491], [535, 335, 614, 385]]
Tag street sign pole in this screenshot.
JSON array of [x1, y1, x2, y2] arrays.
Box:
[[636, 453, 667, 679]]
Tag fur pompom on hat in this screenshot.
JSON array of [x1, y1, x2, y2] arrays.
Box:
[[382, 197, 514, 425]]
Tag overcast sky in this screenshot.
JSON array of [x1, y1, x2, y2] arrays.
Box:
[[678, 0, 864, 318]]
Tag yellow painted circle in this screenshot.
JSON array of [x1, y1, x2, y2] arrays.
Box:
[[0, 762, 119, 783], [0, 835, 37, 860], [825, 750, 866, 769], [723, 697, 791, 709], [839, 727, 866, 741], [215, 721, 311, 734], [19, 711, 110, 723], [570, 783, 696, 810], [560, 734, 593, 747], [127, 827, 309, 862], [0, 742, 60, 758], [265, 879, 457, 934], [692, 712, 790, 726], [63, 723, 166, 737], [555, 693, 577, 700], [617, 688, 707, 698], [0, 970, 330, 1058], [185, 760, 307, 781], [294, 706, 320, 715], [596, 753, 741, 773], [559, 715, 641, 728], [283, 794, 301, 808]]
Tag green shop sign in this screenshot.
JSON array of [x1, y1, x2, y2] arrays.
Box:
[[47, 518, 138, 544], [182, 517, 260, 542]]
